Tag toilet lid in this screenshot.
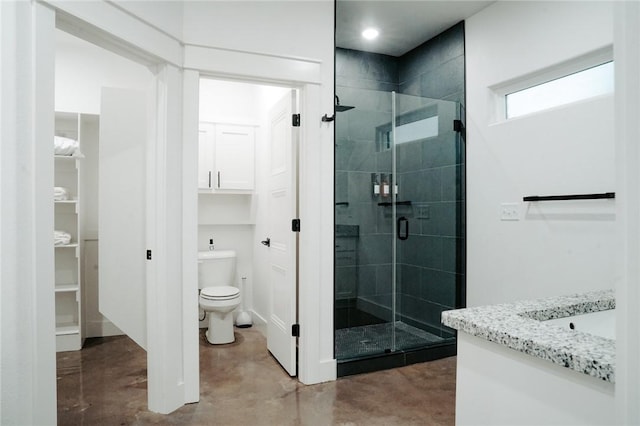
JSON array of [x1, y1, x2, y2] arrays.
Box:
[[200, 286, 240, 301]]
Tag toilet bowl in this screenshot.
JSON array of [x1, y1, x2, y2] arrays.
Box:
[[198, 250, 241, 344], [199, 286, 240, 344]]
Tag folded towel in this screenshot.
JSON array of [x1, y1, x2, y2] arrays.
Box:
[[54, 135, 81, 156], [54, 230, 72, 246], [54, 187, 68, 201]]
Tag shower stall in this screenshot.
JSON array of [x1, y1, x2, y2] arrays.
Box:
[[334, 89, 465, 375]]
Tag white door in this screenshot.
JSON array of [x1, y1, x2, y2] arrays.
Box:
[[266, 90, 298, 376], [99, 87, 147, 350]]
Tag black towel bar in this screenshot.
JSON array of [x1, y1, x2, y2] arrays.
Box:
[[523, 192, 615, 202]]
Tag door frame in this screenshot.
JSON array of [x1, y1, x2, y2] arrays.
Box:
[[51, 5, 191, 415], [184, 44, 337, 384]]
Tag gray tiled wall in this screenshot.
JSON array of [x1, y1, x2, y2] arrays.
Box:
[[335, 22, 465, 337]]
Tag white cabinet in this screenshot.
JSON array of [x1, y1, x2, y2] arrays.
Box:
[[199, 122, 255, 192], [54, 112, 90, 352]]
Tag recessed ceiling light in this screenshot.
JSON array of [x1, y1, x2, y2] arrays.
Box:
[[362, 28, 379, 41]]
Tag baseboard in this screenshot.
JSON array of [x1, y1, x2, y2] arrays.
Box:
[[299, 358, 337, 384], [249, 309, 267, 326], [86, 319, 123, 338]]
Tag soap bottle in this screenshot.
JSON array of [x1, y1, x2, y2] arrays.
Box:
[[381, 174, 390, 198], [372, 173, 380, 197], [390, 173, 398, 195]]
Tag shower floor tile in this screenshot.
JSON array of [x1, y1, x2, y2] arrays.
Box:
[[335, 321, 449, 360]]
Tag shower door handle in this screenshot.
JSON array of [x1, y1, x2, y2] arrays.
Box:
[[397, 216, 409, 241]]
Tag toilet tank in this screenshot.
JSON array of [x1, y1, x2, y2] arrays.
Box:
[[198, 250, 237, 289]]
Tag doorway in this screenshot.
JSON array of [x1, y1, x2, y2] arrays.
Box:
[[54, 26, 155, 412], [334, 22, 467, 376], [196, 77, 300, 376]]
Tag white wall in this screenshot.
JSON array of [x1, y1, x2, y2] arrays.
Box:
[[115, 0, 183, 41], [466, 1, 615, 307], [55, 30, 154, 114], [182, 1, 330, 60]]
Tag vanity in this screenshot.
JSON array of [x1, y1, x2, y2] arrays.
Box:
[[442, 290, 615, 425]]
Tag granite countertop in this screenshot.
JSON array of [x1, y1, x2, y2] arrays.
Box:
[[441, 289, 615, 382]]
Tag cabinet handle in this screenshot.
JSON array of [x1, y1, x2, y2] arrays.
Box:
[[208, 171, 211, 188], [217, 171, 221, 188]]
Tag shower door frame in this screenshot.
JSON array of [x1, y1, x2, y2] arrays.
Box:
[[335, 89, 463, 374]]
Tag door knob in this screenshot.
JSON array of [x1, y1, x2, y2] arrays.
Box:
[[261, 237, 271, 247]]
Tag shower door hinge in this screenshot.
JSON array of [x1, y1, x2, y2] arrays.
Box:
[[146, 249, 152, 260], [453, 119, 465, 134], [292, 218, 301, 232], [292, 324, 300, 337], [292, 114, 301, 127]]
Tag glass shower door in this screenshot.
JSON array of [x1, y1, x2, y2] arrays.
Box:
[[335, 90, 462, 362], [391, 93, 462, 352], [334, 90, 395, 360]]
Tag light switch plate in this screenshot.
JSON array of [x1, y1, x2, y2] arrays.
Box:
[[416, 205, 430, 219], [501, 203, 520, 221]]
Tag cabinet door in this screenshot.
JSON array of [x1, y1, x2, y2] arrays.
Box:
[[214, 124, 255, 190], [198, 123, 215, 189]]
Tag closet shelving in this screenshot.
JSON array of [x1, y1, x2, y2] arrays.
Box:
[[54, 111, 84, 352]]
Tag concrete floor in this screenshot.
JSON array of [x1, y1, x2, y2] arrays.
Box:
[[57, 327, 456, 425]]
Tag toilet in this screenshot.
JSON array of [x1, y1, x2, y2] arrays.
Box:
[[198, 250, 241, 344]]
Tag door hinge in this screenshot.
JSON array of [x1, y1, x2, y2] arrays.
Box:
[[292, 218, 301, 232], [292, 324, 300, 337], [292, 114, 301, 127], [146, 249, 152, 260], [453, 119, 465, 134]]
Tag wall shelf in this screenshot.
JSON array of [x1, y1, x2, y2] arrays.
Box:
[[54, 111, 85, 352], [55, 284, 80, 293]]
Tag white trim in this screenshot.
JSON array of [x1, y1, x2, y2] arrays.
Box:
[[1, 2, 57, 424], [147, 64, 187, 414], [184, 44, 322, 85], [615, 2, 640, 424], [44, 0, 182, 67], [297, 83, 336, 385], [182, 69, 200, 404]]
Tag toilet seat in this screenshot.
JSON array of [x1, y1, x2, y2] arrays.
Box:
[[200, 286, 240, 301]]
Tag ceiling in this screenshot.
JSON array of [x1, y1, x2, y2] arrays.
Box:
[[336, 1, 495, 57]]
